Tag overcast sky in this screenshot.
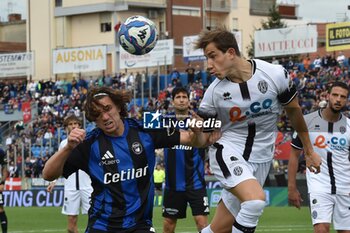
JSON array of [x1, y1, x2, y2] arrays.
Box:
[[277, 0, 350, 22], [0, 0, 349, 23], [0, 0, 26, 22]]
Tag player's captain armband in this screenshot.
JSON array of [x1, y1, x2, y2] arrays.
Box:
[[277, 82, 297, 105], [197, 109, 221, 132]]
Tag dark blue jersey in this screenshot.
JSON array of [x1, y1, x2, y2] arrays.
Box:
[[0, 149, 6, 165], [163, 114, 206, 191], [62, 118, 180, 233]]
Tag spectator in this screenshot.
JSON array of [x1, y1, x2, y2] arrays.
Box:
[[186, 64, 195, 85], [153, 163, 165, 206]]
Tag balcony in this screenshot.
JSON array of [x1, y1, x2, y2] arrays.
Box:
[[56, 0, 166, 17], [205, 0, 230, 13], [250, 0, 276, 16], [115, 0, 166, 8]]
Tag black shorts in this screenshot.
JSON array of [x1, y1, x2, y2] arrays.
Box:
[[89, 224, 155, 233], [154, 183, 163, 191], [162, 188, 209, 219], [0, 192, 3, 206]]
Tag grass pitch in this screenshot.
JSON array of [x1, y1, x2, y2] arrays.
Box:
[[7, 206, 335, 233]]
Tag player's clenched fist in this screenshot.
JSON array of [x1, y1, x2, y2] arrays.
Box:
[[67, 128, 86, 150], [305, 151, 321, 174]]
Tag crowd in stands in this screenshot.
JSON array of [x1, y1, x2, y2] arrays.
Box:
[[0, 52, 350, 188]]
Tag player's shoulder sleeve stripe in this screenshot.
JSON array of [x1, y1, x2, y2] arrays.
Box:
[[291, 142, 303, 150], [279, 89, 297, 106]]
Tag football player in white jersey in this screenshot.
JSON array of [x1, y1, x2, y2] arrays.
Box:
[[47, 115, 93, 233], [288, 82, 350, 233], [195, 27, 322, 233]]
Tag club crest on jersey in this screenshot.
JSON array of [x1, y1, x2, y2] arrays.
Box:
[[340, 126, 346, 134], [132, 142, 143, 155], [223, 92, 232, 100], [257, 80, 268, 94], [233, 166, 243, 176]]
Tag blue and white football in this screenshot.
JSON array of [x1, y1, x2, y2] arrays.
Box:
[[118, 15, 158, 55]]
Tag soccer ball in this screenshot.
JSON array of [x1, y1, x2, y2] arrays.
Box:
[[117, 15, 158, 55]]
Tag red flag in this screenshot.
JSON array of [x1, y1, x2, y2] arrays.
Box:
[[5, 177, 22, 190], [114, 22, 121, 32], [22, 101, 32, 124]]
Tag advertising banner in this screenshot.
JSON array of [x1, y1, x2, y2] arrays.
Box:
[[119, 39, 174, 69], [183, 35, 206, 62], [0, 52, 34, 77], [326, 22, 350, 52], [53, 45, 107, 74], [3, 189, 64, 207], [254, 25, 317, 57]]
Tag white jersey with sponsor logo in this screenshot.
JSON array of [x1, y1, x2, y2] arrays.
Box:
[[291, 110, 350, 195], [199, 59, 296, 163], [59, 139, 92, 191]]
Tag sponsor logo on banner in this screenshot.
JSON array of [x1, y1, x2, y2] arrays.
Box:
[[53, 45, 106, 74], [3, 189, 64, 207]]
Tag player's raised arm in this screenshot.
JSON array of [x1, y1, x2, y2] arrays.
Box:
[[43, 128, 86, 181]]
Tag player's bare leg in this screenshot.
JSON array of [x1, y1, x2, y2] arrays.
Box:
[[206, 201, 234, 233], [230, 179, 266, 233], [67, 215, 78, 233], [193, 215, 208, 232], [203, 179, 265, 233], [163, 217, 177, 233], [337, 230, 350, 233], [313, 223, 330, 233]]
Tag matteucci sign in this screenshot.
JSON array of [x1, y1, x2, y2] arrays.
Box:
[[53, 45, 107, 74], [254, 25, 317, 57]]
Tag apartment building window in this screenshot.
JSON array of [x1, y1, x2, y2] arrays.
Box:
[[100, 13, 111, 33], [55, 0, 62, 7], [101, 23, 111, 32], [232, 18, 238, 31], [232, 0, 238, 9], [205, 18, 218, 29], [173, 6, 201, 17]]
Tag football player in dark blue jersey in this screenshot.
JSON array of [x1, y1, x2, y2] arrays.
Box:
[[163, 87, 209, 233], [0, 147, 8, 233], [43, 86, 220, 233]]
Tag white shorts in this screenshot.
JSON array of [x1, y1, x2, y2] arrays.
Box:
[[309, 192, 350, 230], [209, 142, 271, 217], [62, 189, 92, 215]]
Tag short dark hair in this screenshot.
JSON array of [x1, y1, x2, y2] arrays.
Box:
[[171, 87, 189, 100], [63, 115, 82, 128], [84, 87, 130, 122], [195, 26, 241, 56], [328, 81, 349, 96]]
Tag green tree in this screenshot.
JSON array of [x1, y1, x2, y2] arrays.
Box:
[[247, 4, 287, 59]]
